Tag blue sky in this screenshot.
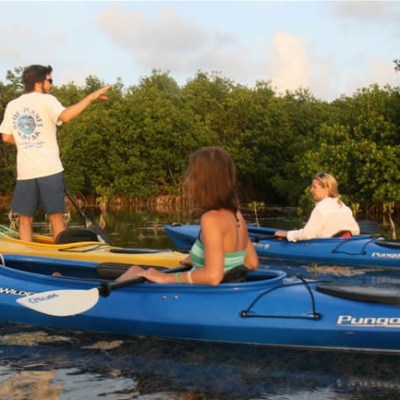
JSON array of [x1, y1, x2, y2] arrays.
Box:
[[1, 1, 399, 101]]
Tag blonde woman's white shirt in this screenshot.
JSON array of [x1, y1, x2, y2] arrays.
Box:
[[0, 92, 65, 180], [287, 197, 360, 242]]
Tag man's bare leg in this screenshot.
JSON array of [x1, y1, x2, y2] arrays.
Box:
[[48, 213, 66, 242], [19, 215, 34, 242]]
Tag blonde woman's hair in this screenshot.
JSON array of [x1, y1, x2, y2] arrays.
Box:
[[313, 172, 342, 202]]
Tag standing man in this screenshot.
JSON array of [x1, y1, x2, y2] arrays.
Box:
[[0, 65, 112, 242]]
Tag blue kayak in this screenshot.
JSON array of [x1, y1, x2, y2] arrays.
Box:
[[2, 254, 400, 353], [165, 224, 400, 268]]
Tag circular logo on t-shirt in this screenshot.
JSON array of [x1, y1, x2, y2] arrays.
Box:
[[13, 108, 43, 141], [17, 115, 36, 135]]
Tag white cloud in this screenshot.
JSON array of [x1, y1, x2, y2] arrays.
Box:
[[99, 4, 398, 101], [331, 1, 400, 23], [97, 4, 262, 83], [0, 23, 36, 67], [266, 31, 341, 99], [346, 57, 400, 96], [268, 32, 311, 93], [0, 19, 69, 77], [1, 1, 398, 102], [98, 6, 207, 66]]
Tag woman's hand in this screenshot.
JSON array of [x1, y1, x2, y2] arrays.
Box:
[[179, 255, 193, 265], [116, 266, 173, 284], [137, 268, 172, 283], [115, 265, 144, 282]]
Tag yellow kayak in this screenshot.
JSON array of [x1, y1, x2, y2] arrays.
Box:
[[0, 225, 184, 267]]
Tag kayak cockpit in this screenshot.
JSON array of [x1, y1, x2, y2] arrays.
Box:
[[0, 254, 286, 287]]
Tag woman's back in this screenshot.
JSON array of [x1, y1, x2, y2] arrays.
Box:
[[189, 208, 257, 279]]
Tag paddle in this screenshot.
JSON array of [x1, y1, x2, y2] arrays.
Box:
[[251, 234, 277, 243], [247, 226, 277, 236], [65, 190, 113, 245], [17, 264, 190, 317]]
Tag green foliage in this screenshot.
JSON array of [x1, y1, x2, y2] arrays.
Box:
[[0, 66, 399, 220]]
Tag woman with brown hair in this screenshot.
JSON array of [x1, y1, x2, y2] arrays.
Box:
[[117, 146, 258, 284], [274, 172, 360, 242]]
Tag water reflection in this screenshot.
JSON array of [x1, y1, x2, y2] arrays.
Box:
[[1, 205, 302, 249], [0, 369, 63, 400], [1, 325, 400, 399]]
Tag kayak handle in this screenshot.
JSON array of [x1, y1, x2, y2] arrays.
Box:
[[240, 277, 322, 321]]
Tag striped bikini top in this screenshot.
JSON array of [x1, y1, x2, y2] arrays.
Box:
[[189, 238, 247, 271]]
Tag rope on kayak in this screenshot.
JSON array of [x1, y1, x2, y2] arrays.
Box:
[[331, 237, 376, 256], [240, 277, 326, 320], [0, 253, 4, 266], [58, 243, 109, 252]]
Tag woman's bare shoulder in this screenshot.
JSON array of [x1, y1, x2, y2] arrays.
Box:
[[201, 209, 223, 225]]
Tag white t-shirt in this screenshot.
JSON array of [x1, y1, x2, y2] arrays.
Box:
[[0, 92, 65, 180], [287, 197, 360, 242]]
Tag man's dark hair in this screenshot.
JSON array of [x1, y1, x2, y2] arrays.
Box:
[[22, 65, 53, 92]]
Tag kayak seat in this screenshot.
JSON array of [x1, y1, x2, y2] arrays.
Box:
[[332, 230, 352, 238], [55, 227, 99, 244], [221, 265, 249, 283]]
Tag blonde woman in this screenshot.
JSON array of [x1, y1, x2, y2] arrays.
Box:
[[274, 172, 360, 242], [117, 146, 258, 284]]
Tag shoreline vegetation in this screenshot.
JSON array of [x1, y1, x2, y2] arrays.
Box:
[[1, 195, 398, 240], [1, 193, 398, 227], [0, 194, 292, 216]]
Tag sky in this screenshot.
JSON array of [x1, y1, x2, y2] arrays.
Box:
[[0, 1, 399, 101]]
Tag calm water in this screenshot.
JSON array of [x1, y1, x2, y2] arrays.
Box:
[[1, 206, 400, 399]]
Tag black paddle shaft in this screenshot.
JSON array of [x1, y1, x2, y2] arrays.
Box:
[[99, 277, 146, 297], [65, 190, 113, 244]]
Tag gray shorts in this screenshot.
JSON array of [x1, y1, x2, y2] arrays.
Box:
[[11, 172, 66, 216]]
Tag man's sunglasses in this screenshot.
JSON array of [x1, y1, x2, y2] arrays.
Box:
[[45, 78, 53, 84]]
